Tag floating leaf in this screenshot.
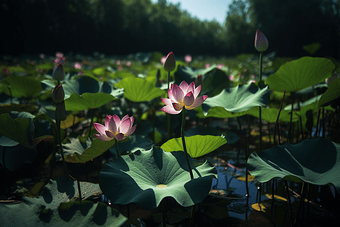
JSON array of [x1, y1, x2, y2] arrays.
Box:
[[100, 147, 217, 210], [201, 84, 270, 117], [265, 57, 335, 92], [64, 137, 115, 163], [161, 135, 227, 158], [115, 77, 165, 102], [0, 197, 127, 226], [248, 138, 340, 193], [64, 92, 116, 111]]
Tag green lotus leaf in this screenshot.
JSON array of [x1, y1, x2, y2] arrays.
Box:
[[161, 135, 227, 158], [0, 112, 35, 148], [65, 92, 116, 111], [201, 84, 270, 117], [0, 197, 127, 226], [175, 66, 230, 96], [99, 147, 217, 210], [265, 57, 335, 92], [0, 144, 36, 171], [62, 75, 124, 99], [196, 106, 247, 119], [64, 137, 116, 163], [248, 138, 340, 193], [3, 75, 42, 98], [247, 107, 299, 123], [109, 134, 154, 158], [319, 77, 340, 107], [115, 77, 165, 102]]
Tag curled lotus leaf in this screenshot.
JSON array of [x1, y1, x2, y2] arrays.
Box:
[[248, 138, 340, 193]]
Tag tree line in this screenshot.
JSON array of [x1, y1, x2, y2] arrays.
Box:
[[0, 0, 339, 58]]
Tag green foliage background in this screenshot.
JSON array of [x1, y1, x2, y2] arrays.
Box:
[[1, 0, 339, 57]]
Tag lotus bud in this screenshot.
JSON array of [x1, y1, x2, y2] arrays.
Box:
[[254, 29, 269, 52], [163, 52, 176, 72], [52, 85, 65, 103], [55, 101, 67, 121], [52, 63, 65, 81]]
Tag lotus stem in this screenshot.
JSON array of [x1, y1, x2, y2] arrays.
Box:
[[115, 138, 120, 158], [181, 108, 194, 179], [88, 109, 94, 140], [167, 71, 171, 139], [288, 92, 295, 143], [285, 180, 294, 226], [56, 119, 70, 177]]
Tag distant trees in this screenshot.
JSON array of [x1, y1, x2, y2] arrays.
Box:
[[0, 0, 339, 58]]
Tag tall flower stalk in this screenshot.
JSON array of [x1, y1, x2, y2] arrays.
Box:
[[254, 29, 269, 206], [161, 80, 208, 178], [163, 52, 176, 139], [254, 29, 269, 151]]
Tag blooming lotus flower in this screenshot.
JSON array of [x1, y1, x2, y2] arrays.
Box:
[[163, 52, 176, 72], [93, 114, 136, 141], [161, 81, 208, 114], [254, 29, 269, 52]]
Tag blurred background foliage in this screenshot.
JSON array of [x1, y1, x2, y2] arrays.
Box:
[[1, 0, 339, 58]]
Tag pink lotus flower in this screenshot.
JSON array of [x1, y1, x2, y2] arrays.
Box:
[[217, 63, 224, 69], [205, 64, 210, 69], [254, 29, 269, 52], [54, 52, 65, 64], [161, 56, 167, 65], [74, 62, 82, 69], [161, 81, 208, 114], [184, 55, 192, 63], [93, 114, 137, 141]]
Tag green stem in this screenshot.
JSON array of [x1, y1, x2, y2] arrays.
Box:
[[115, 138, 120, 158], [288, 92, 295, 143], [258, 52, 263, 151], [88, 109, 94, 140], [181, 108, 194, 179], [56, 119, 70, 177], [167, 71, 171, 139]]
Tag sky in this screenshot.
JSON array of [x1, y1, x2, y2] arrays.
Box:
[[150, 0, 232, 25]]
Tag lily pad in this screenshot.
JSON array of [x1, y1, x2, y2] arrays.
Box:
[[64, 92, 117, 111], [265, 57, 335, 92], [64, 137, 116, 163], [3, 75, 42, 98], [99, 147, 217, 210], [0, 198, 127, 227], [115, 77, 165, 102], [201, 84, 270, 116], [319, 77, 340, 107], [161, 135, 227, 158], [248, 138, 340, 193]]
